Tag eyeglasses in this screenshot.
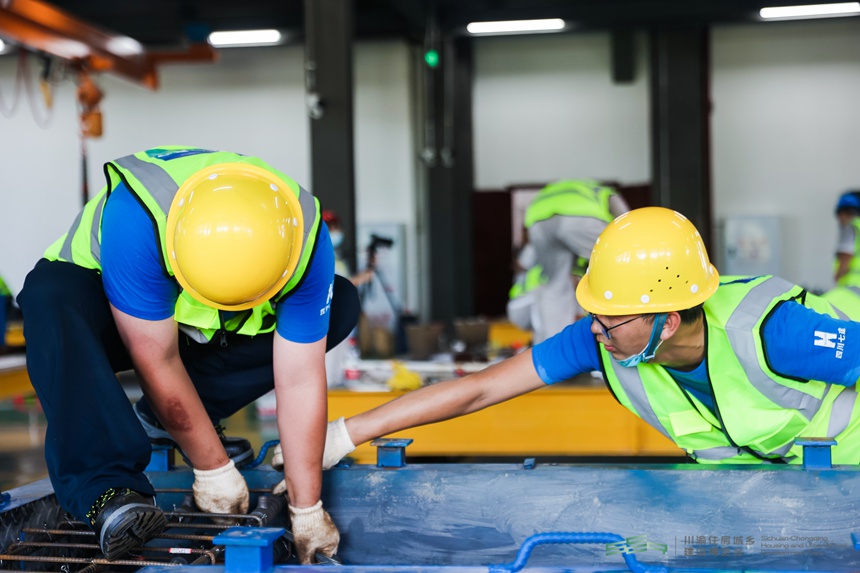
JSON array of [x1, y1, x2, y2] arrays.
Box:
[[589, 313, 644, 340]]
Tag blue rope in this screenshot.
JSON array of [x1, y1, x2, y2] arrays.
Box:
[[489, 531, 668, 573], [244, 439, 280, 469]]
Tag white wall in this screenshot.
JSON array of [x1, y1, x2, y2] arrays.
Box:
[[0, 41, 419, 310], [4, 21, 860, 306], [712, 19, 860, 292], [473, 32, 651, 189]]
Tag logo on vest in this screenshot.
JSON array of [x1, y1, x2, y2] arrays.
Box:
[[814, 328, 846, 358]]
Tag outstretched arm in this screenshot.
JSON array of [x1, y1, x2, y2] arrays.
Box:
[[344, 349, 546, 448]]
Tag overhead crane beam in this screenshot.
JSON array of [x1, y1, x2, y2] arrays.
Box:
[[0, 0, 217, 89]]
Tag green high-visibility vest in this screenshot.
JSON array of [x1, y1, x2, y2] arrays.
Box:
[[599, 275, 860, 464], [509, 265, 547, 300], [823, 286, 860, 321], [44, 147, 321, 341], [0, 276, 10, 297], [524, 180, 616, 228], [835, 218, 860, 287]]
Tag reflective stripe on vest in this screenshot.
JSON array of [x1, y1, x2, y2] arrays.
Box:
[[602, 276, 852, 463], [725, 277, 825, 420]]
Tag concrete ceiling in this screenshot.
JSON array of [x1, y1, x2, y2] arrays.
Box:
[[39, 0, 857, 49]]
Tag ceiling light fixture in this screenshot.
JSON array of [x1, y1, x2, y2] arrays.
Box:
[[207, 29, 283, 48], [760, 2, 860, 19], [466, 18, 566, 35]]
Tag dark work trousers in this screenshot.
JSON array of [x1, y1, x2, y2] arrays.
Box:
[[17, 259, 359, 523]]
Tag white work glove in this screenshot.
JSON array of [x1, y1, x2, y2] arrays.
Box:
[[289, 500, 340, 564], [192, 460, 250, 524], [323, 417, 356, 470], [270, 417, 357, 495]]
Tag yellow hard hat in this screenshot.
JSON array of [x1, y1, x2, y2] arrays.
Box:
[[576, 207, 719, 315], [166, 163, 304, 311]]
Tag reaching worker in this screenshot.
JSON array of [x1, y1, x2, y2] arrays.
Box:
[[16, 147, 358, 563], [320, 207, 860, 470], [525, 179, 629, 343]]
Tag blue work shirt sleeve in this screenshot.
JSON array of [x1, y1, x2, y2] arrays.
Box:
[[275, 222, 335, 344], [531, 317, 601, 384], [763, 300, 860, 386], [102, 182, 179, 320]]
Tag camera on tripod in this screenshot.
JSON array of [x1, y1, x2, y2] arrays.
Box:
[[366, 234, 394, 270]]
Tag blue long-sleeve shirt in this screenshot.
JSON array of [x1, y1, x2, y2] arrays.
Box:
[[532, 301, 860, 412]]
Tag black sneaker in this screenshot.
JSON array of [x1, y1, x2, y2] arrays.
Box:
[[133, 401, 254, 468], [88, 488, 167, 560]]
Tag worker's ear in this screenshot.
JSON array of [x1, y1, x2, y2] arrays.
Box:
[[659, 312, 682, 340]]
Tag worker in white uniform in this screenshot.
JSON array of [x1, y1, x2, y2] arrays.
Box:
[[524, 179, 629, 343]]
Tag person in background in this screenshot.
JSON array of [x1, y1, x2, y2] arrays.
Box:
[[16, 147, 358, 563], [525, 179, 629, 343], [320, 207, 860, 472], [833, 190, 860, 287], [0, 274, 10, 347], [321, 209, 373, 288], [822, 191, 860, 319], [505, 239, 545, 333]]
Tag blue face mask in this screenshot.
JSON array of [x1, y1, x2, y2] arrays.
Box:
[[618, 313, 668, 368], [330, 230, 344, 249]]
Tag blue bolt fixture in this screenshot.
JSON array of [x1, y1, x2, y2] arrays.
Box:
[[489, 532, 668, 573], [145, 443, 174, 472], [371, 437, 413, 468], [0, 491, 9, 509], [852, 532, 859, 550], [796, 437, 837, 470], [213, 526, 284, 573], [522, 458, 536, 470]]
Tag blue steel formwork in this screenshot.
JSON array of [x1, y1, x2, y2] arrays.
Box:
[[2, 450, 859, 572]]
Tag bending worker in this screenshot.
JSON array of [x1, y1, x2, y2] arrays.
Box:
[[17, 147, 358, 563], [322, 207, 860, 469], [525, 179, 629, 343]]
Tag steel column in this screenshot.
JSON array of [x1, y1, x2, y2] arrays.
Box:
[[649, 28, 713, 248], [304, 0, 357, 272]]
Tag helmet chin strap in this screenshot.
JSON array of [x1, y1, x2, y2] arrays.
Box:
[[618, 313, 667, 368]]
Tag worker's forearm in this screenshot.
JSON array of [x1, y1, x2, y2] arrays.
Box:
[[276, 380, 326, 507], [137, 353, 229, 470], [345, 376, 483, 446], [344, 350, 543, 447]]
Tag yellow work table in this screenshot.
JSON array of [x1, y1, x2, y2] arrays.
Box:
[[327, 382, 684, 464]]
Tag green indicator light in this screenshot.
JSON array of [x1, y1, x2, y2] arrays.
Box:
[[424, 49, 439, 68]]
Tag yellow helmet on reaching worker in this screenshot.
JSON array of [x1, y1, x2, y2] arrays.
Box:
[[166, 163, 304, 311], [576, 207, 719, 315]]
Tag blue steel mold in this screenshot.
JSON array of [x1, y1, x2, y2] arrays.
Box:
[[2, 453, 859, 571]]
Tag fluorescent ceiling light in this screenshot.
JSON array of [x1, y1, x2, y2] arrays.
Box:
[[0, 39, 5, 54], [760, 2, 860, 19], [466, 18, 566, 35], [207, 29, 283, 48]]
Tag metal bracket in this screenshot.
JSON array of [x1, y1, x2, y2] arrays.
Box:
[[214, 526, 284, 573], [796, 437, 837, 470], [144, 443, 174, 472], [371, 438, 413, 468]]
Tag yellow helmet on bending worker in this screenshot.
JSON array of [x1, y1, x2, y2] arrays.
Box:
[[167, 163, 305, 311]]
